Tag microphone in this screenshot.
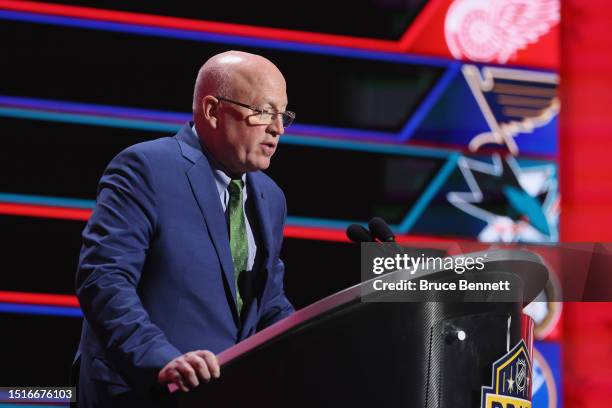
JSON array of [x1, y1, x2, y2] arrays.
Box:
[[346, 224, 373, 243], [368, 217, 395, 242], [368, 217, 447, 260]]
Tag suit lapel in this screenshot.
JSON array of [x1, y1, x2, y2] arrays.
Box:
[[177, 125, 240, 323], [176, 124, 278, 332], [247, 172, 273, 267], [233, 173, 273, 338]]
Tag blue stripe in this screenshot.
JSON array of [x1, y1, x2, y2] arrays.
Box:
[[398, 153, 460, 232], [0, 107, 180, 133], [0, 104, 457, 157], [0, 303, 83, 318], [0, 404, 69, 408], [0, 102, 420, 145], [281, 134, 455, 158], [0, 10, 452, 67], [0, 96, 414, 144], [0, 95, 190, 122], [0, 193, 96, 209], [290, 124, 397, 141], [398, 62, 461, 141], [286, 216, 364, 230]]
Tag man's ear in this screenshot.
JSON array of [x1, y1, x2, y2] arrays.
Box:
[[202, 95, 219, 129]]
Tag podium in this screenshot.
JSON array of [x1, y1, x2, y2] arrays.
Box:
[[176, 249, 548, 408]]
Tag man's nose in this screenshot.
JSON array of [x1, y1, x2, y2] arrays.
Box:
[[267, 114, 285, 136]]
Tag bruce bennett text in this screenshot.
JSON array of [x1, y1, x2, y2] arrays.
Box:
[[372, 279, 511, 292]]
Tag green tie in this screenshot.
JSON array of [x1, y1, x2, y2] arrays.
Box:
[[227, 179, 248, 313]]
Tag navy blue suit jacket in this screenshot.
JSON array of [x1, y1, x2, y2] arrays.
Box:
[[74, 123, 294, 406]]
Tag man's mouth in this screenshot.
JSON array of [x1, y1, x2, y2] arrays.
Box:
[[261, 142, 276, 155]]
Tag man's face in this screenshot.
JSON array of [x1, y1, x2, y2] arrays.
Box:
[[213, 67, 288, 175]]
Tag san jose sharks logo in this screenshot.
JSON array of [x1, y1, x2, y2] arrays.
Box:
[[447, 154, 558, 242], [481, 340, 532, 408]]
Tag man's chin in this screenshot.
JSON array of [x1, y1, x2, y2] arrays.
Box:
[[249, 158, 271, 172], [242, 165, 269, 174]]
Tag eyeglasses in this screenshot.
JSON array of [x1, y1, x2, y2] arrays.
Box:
[[216, 96, 295, 128]]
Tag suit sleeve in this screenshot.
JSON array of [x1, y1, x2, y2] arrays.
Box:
[[257, 193, 295, 329], [75, 147, 181, 394]]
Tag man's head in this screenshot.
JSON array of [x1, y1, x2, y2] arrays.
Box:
[[193, 51, 289, 176]]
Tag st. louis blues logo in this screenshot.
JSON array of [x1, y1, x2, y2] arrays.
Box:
[[481, 340, 532, 408], [462, 64, 559, 156]]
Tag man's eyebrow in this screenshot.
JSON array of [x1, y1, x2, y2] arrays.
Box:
[[263, 100, 288, 110]]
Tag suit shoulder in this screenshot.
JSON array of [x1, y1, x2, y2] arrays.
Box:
[[108, 136, 178, 167], [122, 136, 177, 158]]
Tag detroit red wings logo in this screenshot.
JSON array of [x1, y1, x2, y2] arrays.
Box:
[[445, 0, 560, 63]]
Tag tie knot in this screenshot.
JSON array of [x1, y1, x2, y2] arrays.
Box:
[[228, 179, 244, 197]]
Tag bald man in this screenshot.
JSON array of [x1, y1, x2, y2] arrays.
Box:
[[73, 51, 295, 407]]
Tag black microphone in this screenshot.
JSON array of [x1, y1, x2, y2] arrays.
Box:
[[346, 224, 373, 243], [368, 217, 447, 260], [368, 217, 395, 242]]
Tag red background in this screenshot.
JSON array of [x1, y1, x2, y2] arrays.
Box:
[[561, 1, 612, 406]]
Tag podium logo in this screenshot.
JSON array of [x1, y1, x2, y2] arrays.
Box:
[[515, 358, 527, 393], [481, 340, 532, 408]]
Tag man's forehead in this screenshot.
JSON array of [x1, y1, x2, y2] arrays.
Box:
[[248, 93, 288, 110], [232, 64, 284, 86], [231, 69, 287, 106]]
